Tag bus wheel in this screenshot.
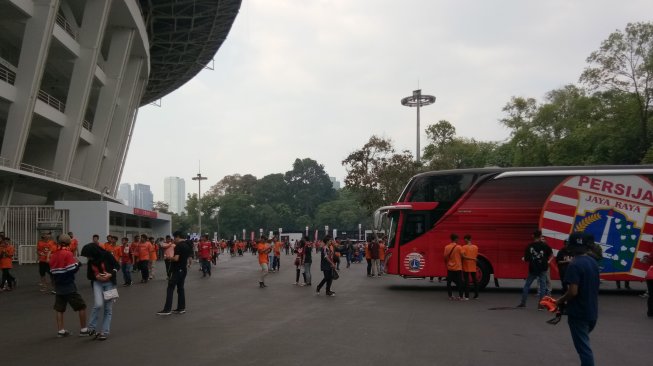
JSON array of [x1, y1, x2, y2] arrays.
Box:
[[476, 258, 492, 290]]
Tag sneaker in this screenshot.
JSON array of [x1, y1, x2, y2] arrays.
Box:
[[97, 334, 108, 341], [462, 297, 470, 301], [326, 291, 336, 297], [57, 330, 70, 338], [315, 289, 320, 295], [156, 310, 172, 316], [516, 303, 526, 308], [172, 309, 186, 314], [537, 305, 545, 311], [79, 328, 95, 337]]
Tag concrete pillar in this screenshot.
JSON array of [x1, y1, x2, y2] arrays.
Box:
[[95, 57, 144, 192], [52, 0, 112, 179], [112, 77, 146, 195], [81, 27, 135, 187], [0, 0, 59, 168]]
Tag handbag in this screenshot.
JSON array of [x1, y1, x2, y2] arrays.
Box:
[[103, 287, 119, 301], [332, 269, 339, 280]]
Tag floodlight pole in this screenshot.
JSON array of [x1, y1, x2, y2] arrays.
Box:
[[401, 89, 436, 163], [192, 172, 208, 237]]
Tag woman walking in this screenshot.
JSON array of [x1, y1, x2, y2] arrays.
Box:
[[81, 243, 120, 340], [294, 240, 305, 285], [316, 237, 336, 297]]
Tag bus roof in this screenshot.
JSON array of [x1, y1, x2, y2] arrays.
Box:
[[411, 165, 653, 180]]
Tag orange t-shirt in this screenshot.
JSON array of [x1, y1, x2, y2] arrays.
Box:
[[274, 242, 282, 256], [365, 244, 371, 260], [0, 244, 14, 269], [37, 240, 56, 262], [379, 243, 386, 261], [69, 238, 78, 254], [149, 243, 158, 261], [460, 244, 478, 272], [443, 243, 463, 271], [138, 241, 152, 261], [257, 242, 270, 264], [110, 245, 122, 262]]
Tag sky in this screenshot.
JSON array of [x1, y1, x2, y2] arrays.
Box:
[[120, 0, 653, 202]]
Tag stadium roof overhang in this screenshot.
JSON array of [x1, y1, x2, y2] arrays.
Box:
[[137, 0, 242, 106]]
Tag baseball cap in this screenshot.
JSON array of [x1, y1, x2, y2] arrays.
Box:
[[567, 232, 585, 247]]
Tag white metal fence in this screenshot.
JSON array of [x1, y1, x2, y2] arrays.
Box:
[[0, 206, 69, 264]]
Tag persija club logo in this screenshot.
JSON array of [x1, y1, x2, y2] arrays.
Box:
[[540, 175, 653, 278]]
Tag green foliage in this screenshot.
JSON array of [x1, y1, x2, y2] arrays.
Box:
[[342, 136, 421, 212]]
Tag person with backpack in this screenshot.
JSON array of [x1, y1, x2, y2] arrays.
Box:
[[517, 229, 553, 309]]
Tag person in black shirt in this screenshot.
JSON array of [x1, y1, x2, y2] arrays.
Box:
[[517, 229, 553, 309], [556, 240, 572, 294], [157, 231, 192, 315]]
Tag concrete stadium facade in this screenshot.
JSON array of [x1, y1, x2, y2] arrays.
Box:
[[0, 0, 241, 205]]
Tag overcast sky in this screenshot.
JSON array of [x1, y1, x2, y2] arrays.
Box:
[[120, 0, 652, 202]]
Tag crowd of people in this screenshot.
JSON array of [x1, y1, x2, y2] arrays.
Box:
[[1, 225, 651, 364]]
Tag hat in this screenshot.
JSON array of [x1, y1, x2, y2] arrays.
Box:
[[58, 233, 72, 244], [567, 232, 585, 247]]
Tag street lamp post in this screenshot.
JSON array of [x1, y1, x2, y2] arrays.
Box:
[[192, 172, 207, 237], [401, 89, 436, 163]]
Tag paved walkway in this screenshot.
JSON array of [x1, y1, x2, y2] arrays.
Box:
[[1, 252, 650, 366]]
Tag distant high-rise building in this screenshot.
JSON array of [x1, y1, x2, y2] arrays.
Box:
[[117, 183, 132, 206], [329, 177, 341, 190], [133, 183, 153, 210], [164, 177, 186, 213]]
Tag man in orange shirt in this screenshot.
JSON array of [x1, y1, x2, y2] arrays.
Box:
[[460, 234, 479, 300], [257, 236, 271, 288], [0, 238, 16, 290], [137, 234, 152, 283], [37, 232, 57, 292], [272, 239, 282, 272], [198, 235, 212, 277], [379, 240, 386, 274], [68, 232, 79, 256], [443, 233, 464, 300]]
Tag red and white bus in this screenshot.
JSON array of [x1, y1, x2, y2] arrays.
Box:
[[375, 166, 653, 289]]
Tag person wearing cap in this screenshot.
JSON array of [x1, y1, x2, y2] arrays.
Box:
[[49, 234, 89, 337], [556, 232, 600, 366], [517, 229, 552, 309]]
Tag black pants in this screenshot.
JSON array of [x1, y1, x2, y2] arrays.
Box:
[[164, 260, 172, 279], [447, 270, 463, 297], [164, 268, 187, 311], [366, 259, 372, 276], [1, 268, 16, 288], [295, 268, 301, 283], [462, 271, 478, 298], [138, 260, 149, 281], [317, 269, 333, 293]]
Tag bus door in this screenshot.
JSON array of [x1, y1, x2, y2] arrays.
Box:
[[397, 206, 441, 277]]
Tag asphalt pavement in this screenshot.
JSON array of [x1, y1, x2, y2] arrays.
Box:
[[0, 252, 650, 366]]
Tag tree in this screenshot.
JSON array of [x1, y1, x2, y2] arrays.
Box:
[[253, 174, 290, 206], [423, 120, 503, 169], [209, 174, 258, 196], [580, 22, 653, 159], [284, 158, 336, 218], [153, 201, 170, 214]]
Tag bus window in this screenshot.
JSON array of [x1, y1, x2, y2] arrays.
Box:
[[386, 212, 399, 248], [407, 174, 475, 203], [400, 212, 426, 245]]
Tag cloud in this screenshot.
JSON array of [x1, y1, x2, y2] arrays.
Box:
[[121, 0, 653, 201]]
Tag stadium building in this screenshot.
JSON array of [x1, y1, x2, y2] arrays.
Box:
[[0, 0, 241, 261]]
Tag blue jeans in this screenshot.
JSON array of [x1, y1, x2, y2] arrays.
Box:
[[568, 317, 596, 366], [520, 271, 547, 305], [121, 263, 132, 284], [200, 259, 211, 275], [88, 281, 115, 335]]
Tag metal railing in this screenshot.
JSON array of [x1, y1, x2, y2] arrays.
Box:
[[82, 119, 93, 131], [0, 64, 16, 85], [19, 163, 60, 180], [37, 89, 66, 113], [55, 13, 78, 40]]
